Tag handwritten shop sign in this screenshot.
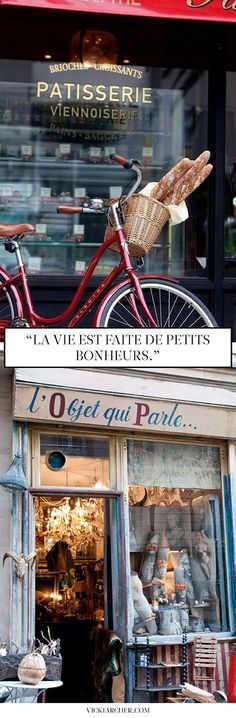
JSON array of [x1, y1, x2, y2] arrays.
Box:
[[2, 2, 236, 24], [13, 383, 236, 438]]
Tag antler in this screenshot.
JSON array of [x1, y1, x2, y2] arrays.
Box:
[[3, 552, 18, 566], [41, 630, 50, 645], [25, 552, 37, 569]]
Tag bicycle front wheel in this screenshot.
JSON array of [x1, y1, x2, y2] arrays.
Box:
[[0, 271, 19, 325], [95, 278, 217, 328]]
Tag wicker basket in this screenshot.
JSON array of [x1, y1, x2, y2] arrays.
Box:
[[104, 193, 170, 257]]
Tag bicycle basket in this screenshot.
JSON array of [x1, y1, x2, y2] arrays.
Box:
[[104, 193, 170, 257]]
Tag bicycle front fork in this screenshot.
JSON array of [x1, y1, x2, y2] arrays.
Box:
[[126, 269, 159, 328]]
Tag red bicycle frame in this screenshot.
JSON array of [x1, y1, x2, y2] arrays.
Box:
[[0, 155, 181, 338], [0, 227, 174, 338]]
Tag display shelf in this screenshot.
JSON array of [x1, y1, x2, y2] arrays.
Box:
[[134, 685, 182, 692], [0, 158, 166, 172], [22, 241, 102, 246], [25, 241, 74, 246], [142, 662, 188, 669], [133, 632, 188, 701]]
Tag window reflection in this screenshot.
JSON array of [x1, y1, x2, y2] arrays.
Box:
[[129, 487, 227, 636], [40, 434, 109, 487], [127, 440, 227, 637]]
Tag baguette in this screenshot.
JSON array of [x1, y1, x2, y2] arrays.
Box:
[[162, 159, 212, 206], [156, 150, 211, 205], [166, 163, 213, 205], [150, 157, 193, 202], [178, 163, 213, 203], [192, 149, 211, 172]]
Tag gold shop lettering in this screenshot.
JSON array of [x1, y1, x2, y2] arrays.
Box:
[[36, 82, 152, 103], [49, 64, 143, 78], [50, 105, 139, 121]]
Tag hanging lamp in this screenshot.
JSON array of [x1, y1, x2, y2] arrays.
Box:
[[0, 453, 27, 492]]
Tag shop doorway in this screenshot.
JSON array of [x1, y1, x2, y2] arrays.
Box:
[[34, 491, 122, 702]]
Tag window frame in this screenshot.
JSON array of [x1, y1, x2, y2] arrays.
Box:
[[30, 426, 116, 489], [29, 426, 233, 641], [123, 433, 233, 641]]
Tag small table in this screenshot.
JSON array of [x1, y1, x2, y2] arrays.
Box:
[[0, 680, 63, 703]]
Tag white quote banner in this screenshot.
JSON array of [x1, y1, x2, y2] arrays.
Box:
[[4, 328, 231, 368]]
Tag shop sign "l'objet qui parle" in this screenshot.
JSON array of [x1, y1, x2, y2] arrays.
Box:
[[13, 383, 236, 439]]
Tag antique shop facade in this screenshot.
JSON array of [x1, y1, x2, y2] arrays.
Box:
[[1, 2, 236, 335], [0, 361, 236, 702]]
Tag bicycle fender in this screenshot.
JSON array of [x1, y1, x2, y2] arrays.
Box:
[[141, 273, 179, 283], [0, 267, 24, 317]]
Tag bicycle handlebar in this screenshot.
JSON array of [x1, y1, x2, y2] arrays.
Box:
[[109, 153, 141, 170], [57, 156, 142, 214], [57, 205, 104, 215], [57, 206, 83, 214]]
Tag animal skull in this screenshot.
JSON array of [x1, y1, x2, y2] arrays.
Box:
[[2, 552, 36, 580], [35, 627, 61, 657]]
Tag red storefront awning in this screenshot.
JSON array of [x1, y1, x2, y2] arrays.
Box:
[[0, 1, 236, 24]]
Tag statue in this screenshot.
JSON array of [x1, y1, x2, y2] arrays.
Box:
[[192, 495, 213, 538], [173, 567, 186, 604], [131, 572, 157, 634], [190, 496, 221, 630], [151, 547, 169, 603], [166, 508, 185, 549], [170, 548, 195, 605], [139, 533, 159, 583], [159, 607, 182, 635]]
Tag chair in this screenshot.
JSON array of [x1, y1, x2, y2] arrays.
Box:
[[192, 635, 217, 683]]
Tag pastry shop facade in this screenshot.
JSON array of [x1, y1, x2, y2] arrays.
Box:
[[1, 2, 236, 336], [0, 363, 236, 702]]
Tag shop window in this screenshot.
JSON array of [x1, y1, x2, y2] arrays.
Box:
[[0, 60, 208, 277], [40, 433, 109, 487], [127, 440, 228, 636], [225, 72, 236, 276]]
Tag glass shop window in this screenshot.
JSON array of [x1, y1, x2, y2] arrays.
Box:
[[0, 60, 208, 277], [40, 433, 109, 488], [225, 72, 236, 276], [35, 495, 105, 623], [127, 440, 228, 636]]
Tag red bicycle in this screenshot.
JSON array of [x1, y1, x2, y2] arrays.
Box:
[[0, 154, 217, 340]]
